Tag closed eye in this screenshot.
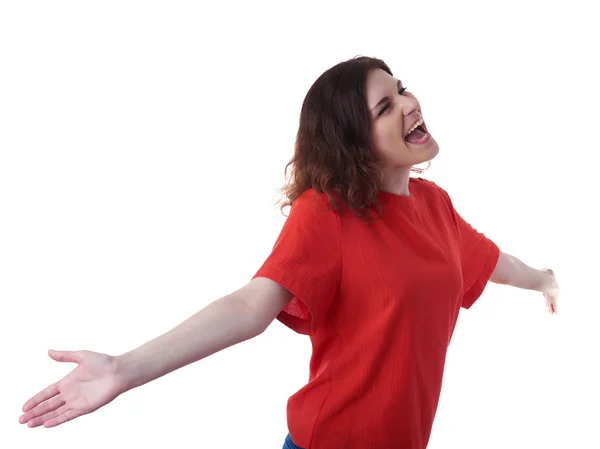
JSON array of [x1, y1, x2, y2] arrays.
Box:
[[377, 84, 407, 117]]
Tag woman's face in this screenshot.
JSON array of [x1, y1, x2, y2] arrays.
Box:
[[365, 69, 439, 170]]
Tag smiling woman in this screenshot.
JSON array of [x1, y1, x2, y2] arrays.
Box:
[[19, 55, 559, 449], [278, 57, 440, 224], [365, 68, 439, 185]]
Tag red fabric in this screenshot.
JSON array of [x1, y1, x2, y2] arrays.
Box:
[[253, 178, 500, 449]]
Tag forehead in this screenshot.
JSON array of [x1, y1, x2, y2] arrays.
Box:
[[365, 69, 398, 108]]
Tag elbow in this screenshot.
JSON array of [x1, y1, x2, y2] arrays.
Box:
[[253, 319, 271, 337], [237, 277, 293, 336], [244, 300, 272, 337], [246, 301, 281, 337], [236, 296, 271, 340]]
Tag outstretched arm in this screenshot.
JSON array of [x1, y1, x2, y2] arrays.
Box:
[[19, 277, 293, 428], [490, 251, 559, 313], [116, 277, 292, 392], [490, 252, 552, 292]]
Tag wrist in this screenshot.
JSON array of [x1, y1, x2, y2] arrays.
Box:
[[113, 352, 142, 394], [515, 265, 554, 292], [539, 269, 557, 293]]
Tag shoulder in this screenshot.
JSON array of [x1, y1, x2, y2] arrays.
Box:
[[283, 189, 341, 233], [289, 189, 340, 218], [293, 188, 331, 208], [415, 178, 458, 222], [416, 177, 452, 203]]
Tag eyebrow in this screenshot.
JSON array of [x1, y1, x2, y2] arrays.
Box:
[[371, 79, 401, 113]]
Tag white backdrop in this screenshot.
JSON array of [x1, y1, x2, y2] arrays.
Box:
[[1, 1, 599, 448]]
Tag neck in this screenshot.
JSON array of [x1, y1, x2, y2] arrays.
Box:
[[380, 166, 413, 196]]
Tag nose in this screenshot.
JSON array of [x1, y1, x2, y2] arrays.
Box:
[[399, 96, 420, 119]]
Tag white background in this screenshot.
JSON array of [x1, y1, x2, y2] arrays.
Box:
[[1, 1, 599, 448]]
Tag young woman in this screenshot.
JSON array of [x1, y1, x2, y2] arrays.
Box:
[[19, 56, 560, 449]]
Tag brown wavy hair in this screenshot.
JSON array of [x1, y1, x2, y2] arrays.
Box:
[[277, 55, 424, 221]]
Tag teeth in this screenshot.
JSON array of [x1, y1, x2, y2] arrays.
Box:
[[405, 118, 424, 136]]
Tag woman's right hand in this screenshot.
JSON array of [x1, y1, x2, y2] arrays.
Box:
[[19, 349, 125, 428]]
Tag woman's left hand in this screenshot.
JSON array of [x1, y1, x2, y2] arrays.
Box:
[[541, 268, 559, 314]]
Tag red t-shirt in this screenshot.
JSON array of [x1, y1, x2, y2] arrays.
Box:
[[253, 177, 500, 449]]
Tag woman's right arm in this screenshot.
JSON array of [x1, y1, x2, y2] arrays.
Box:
[[19, 277, 293, 429], [116, 277, 293, 393], [20, 191, 334, 429]]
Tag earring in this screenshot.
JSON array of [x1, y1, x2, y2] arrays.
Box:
[[412, 161, 431, 174]]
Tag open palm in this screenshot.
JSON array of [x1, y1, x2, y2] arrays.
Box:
[[19, 349, 124, 428]]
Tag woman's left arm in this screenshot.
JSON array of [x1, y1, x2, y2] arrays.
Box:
[[490, 252, 560, 314]]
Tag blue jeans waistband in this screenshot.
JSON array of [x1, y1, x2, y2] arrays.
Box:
[[283, 433, 304, 449]]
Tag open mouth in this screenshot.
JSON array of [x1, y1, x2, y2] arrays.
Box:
[[404, 120, 431, 145]]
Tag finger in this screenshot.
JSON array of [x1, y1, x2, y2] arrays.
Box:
[[547, 301, 556, 314], [19, 396, 65, 424], [28, 403, 82, 428], [26, 403, 68, 428], [22, 383, 60, 412], [48, 349, 83, 364], [44, 408, 83, 428]]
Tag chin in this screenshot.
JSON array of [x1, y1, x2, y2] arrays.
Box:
[[428, 141, 440, 160], [414, 139, 439, 164]]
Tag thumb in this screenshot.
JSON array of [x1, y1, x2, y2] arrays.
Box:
[[48, 349, 84, 364]]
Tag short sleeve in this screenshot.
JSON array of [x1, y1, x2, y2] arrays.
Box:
[[435, 184, 500, 309], [252, 190, 342, 335]]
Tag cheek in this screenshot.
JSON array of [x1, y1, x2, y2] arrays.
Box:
[[371, 133, 407, 163], [376, 122, 403, 149]]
